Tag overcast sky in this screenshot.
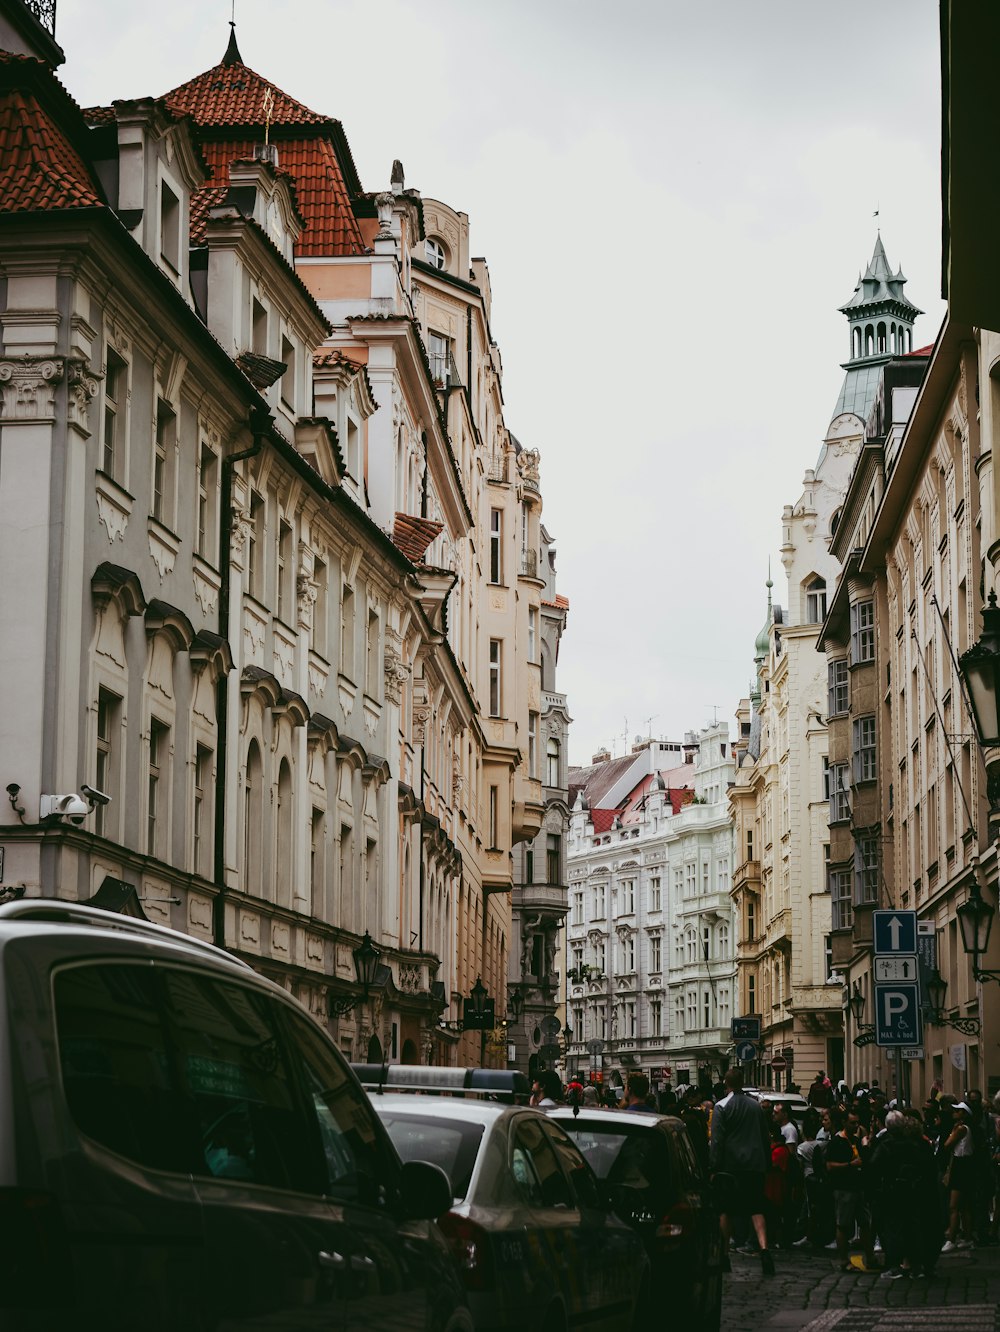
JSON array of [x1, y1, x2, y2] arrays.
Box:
[[56, 0, 946, 765]]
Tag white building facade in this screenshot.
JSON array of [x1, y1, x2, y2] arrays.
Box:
[[566, 726, 736, 1093]]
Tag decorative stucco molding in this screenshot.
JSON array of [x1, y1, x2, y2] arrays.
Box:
[[67, 359, 101, 433], [0, 355, 63, 421]]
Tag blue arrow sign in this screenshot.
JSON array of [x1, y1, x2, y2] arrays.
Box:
[[873, 909, 917, 956], [735, 1040, 758, 1063], [874, 981, 922, 1046]]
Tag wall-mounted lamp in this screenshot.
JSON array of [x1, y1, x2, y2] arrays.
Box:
[[923, 965, 982, 1036], [329, 931, 384, 1017]]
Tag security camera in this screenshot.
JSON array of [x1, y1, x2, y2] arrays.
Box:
[[39, 794, 92, 825], [80, 784, 111, 807]]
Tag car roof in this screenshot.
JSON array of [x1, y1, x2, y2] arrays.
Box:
[[368, 1094, 527, 1127], [548, 1107, 685, 1130], [0, 899, 255, 973]]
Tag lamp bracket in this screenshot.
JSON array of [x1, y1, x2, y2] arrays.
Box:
[[972, 965, 1000, 985], [926, 1010, 982, 1037]]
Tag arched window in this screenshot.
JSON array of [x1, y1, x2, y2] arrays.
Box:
[[852, 326, 862, 359], [546, 737, 560, 787], [275, 759, 292, 905], [244, 741, 263, 898], [865, 324, 874, 356], [425, 237, 446, 269], [718, 922, 730, 958], [805, 576, 827, 624], [877, 322, 887, 354]]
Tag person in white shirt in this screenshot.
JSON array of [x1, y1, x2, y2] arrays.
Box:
[[774, 1102, 800, 1148]]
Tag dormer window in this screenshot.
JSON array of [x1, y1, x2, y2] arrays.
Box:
[[425, 237, 446, 269], [160, 180, 180, 274]]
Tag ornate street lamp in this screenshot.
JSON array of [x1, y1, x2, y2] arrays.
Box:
[[468, 976, 489, 1022], [956, 881, 1000, 983], [508, 986, 525, 1023], [849, 985, 866, 1026], [958, 592, 1000, 747], [923, 965, 981, 1036], [329, 930, 383, 1017]]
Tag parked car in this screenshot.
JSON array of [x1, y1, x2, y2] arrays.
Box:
[[744, 1088, 811, 1127], [550, 1106, 722, 1332], [0, 899, 473, 1331], [359, 1068, 650, 1332]]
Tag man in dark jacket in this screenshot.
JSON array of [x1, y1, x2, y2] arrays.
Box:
[[710, 1068, 775, 1275]]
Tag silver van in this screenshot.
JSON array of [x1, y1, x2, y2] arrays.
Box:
[[0, 900, 472, 1331]]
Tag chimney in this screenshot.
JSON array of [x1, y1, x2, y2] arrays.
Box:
[[592, 747, 611, 765]]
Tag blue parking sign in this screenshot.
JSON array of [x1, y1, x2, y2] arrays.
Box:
[[873, 910, 917, 956], [874, 981, 922, 1046]]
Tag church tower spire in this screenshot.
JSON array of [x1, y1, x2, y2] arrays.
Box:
[[831, 234, 922, 424]]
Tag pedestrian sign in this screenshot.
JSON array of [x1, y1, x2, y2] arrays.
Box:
[[874, 981, 922, 1046], [873, 910, 917, 956], [731, 1016, 761, 1040]]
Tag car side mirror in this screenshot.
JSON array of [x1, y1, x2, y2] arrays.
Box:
[[398, 1159, 453, 1220]]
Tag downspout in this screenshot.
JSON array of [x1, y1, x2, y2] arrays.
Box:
[[420, 430, 429, 520], [213, 406, 273, 949], [466, 305, 472, 401]]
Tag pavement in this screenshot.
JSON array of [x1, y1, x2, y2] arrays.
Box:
[[720, 1240, 1000, 1332]]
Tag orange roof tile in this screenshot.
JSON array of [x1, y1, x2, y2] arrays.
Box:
[[189, 136, 362, 256], [0, 86, 102, 213], [392, 513, 443, 563], [164, 53, 327, 129]]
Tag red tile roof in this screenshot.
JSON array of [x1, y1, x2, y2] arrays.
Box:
[[542, 594, 570, 610], [163, 56, 365, 258], [908, 344, 935, 357], [589, 808, 619, 835], [0, 86, 102, 213], [392, 513, 444, 563]]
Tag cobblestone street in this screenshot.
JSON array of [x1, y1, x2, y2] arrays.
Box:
[[720, 1243, 1000, 1332]]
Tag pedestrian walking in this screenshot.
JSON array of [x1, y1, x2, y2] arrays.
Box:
[[941, 1101, 976, 1251], [822, 1106, 871, 1271], [710, 1067, 775, 1276]]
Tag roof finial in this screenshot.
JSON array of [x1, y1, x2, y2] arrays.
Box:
[[222, 4, 243, 67]]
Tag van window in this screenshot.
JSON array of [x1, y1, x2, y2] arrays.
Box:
[[54, 963, 326, 1195], [285, 1010, 390, 1205]]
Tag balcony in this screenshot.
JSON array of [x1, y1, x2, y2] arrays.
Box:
[[520, 549, 540, 580], [513, 881, 567, 915], [25, 0, 55, 34], [542, 690, 567, 713]]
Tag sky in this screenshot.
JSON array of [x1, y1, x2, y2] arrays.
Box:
[[55, 0, 947, 766]]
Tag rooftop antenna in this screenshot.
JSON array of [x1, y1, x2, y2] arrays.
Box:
[[707, 705, 722, 725], [644, 714, 659, 743]]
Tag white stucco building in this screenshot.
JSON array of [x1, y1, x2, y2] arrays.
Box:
[[566, 725, 736, 1092]]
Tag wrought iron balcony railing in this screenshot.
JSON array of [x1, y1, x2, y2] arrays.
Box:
[[25, 0, 56, 35]]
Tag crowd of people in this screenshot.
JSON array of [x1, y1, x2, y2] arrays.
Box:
[[540, 1064, 1000, 1280], [709, 1067, 1000, 1278]]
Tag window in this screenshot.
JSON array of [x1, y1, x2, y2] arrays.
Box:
[[428, 331, 448, 387], [674, 994, 685, 1034], [621, 879, 634, 914], [525, 842, 534, 884], [313, 558, 328, 656], [624, 1000, 636, 1038], [747, 973, 756, 1015], [686, 989, 697, 1030], [310, 808, 325, 915], [346, 417, 360, 478], [425, 237, 445, 270], [650, 876, 661, 911], [853, 715, 876, 783], [650, 934, 661, 973], [252, 297, 268, 354], [152, 399, 175, 525], [489, 509, 502, 584], [340, 584, 355, 677], [746, 829, 753, 861], [703, 989, 711, 1030], [160, 179, 180, 271], [851, 599, 875, 664], [94, 688, 120, 838], [830, 866, 853, 931], [828, 658, 849, 716], [546, 834, 561, 885], [805, 577, 827, 624], [489, 639, 501, 716], [275, 761, 292, 905], [572, 944, 584, 974], [280, 335, 295, 410], [573, 892, 583, 926], [102, 348, 127, 480], [855, 835, 879, 905], [244, 741, 263, 895], [546, 737, 560, 787], [685, 927, 697, 963], [621, 935, 635, 973], [746, 899, 756, 941], [276, 518, 293, 623], [651, 999, 662, 1036], [197, 444, 218, 560], [718, 986, 730, 1029], [528, 607, 538, 663], [593, 882, 606, 918], [594, 940, 606, 975], [193, 744, 213, 877], [829, 762, 850, 823], [528, 711, 538, 777], [685, 863, 696, 899], [366, 608, 380, 696], [147, 718, 169, 858], [489, 786, 498, 847], [247, 491, 265, 600]]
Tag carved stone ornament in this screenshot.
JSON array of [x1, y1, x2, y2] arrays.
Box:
[[67, 360, 101, 432], [230, 503, 252, 567], [520, 447, 541, 485], [0, 355, 64, 422], [398, 963, 420, 993], [297, 573, 317, 629], [383, 641, 407, 706], [375, 191, 394, 238], [412, 700, 431, 745]]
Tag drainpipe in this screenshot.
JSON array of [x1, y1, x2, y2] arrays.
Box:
[[213, 406, 273, 950], [420, 430, 429, 520]]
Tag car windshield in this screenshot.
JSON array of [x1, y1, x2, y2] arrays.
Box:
[[377, 1112, 484, 1201], [560, 1122, 671, 1226]]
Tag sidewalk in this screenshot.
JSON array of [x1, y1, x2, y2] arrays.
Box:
[[720, 1240, 1000, 1332]]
